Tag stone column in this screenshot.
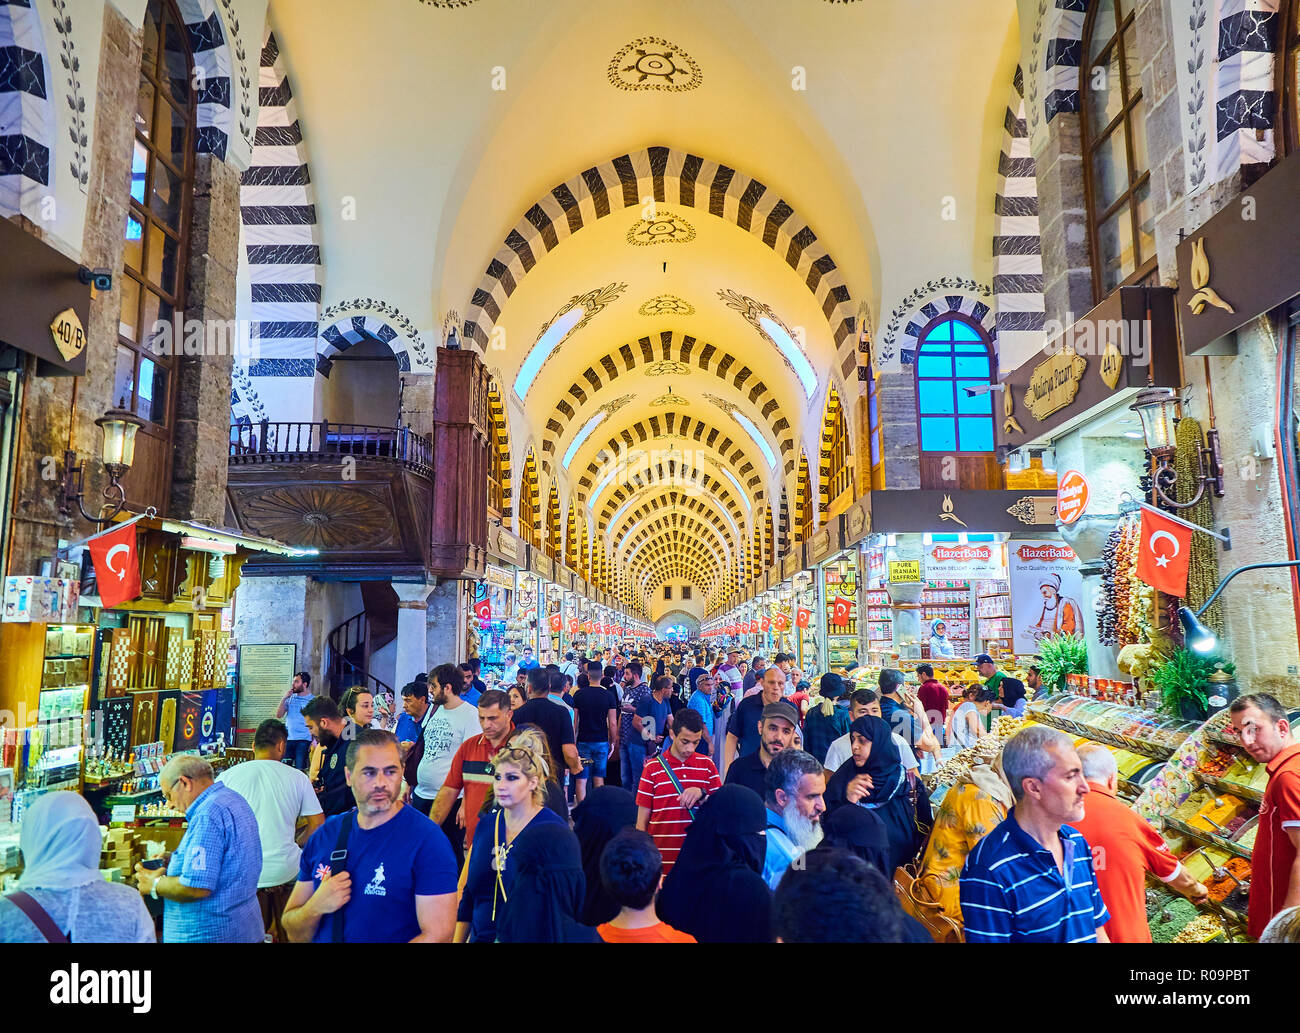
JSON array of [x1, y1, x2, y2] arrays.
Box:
[[1034, 113, 1093, 328], [393, 581, 434, 688], [425, 577, 466, 667], [171, 153, 241, 522]]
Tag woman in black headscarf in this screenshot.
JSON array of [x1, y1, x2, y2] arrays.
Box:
[[820, 801, 891, 876], [572, 786, 638, 925], [658, 785, 772, 943], [994, 676, 1028, 719], [495, 822, 599, 943], [825, 715, 919, 876]]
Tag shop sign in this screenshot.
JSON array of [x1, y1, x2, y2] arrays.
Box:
[[925, 543, 1005, 582], [486, 564, 514, 589], [782, 550, 804, 580], [1099, 340, 1124, 390], [237, 643, 297, 745], [1025, 348, 1087, 420], [1056, 470, 1090, 525], [888, 560, 921, 583], [50, 307, 86, 363], [1176, 150, 1300, 356], [871, 490, 1058, 533], [1008, 540, 1084, 656], [843, 496, 870, 546], [495, 531, 520, 561]]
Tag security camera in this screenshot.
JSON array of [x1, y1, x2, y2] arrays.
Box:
[[78, 267, 113, 291], [963, 382, 1007, 398]]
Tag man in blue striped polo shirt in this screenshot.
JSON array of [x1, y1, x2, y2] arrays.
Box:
[[959, 725, 1110, 943]]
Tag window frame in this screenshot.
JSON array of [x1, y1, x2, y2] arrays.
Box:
[[1278, 0, 1300, 157], [1079, 0, 1158, 302], [912, 313, 998, 456], [118, 0, 194, 431]]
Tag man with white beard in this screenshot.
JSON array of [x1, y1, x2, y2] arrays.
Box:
[[762, 749, 827, 890]]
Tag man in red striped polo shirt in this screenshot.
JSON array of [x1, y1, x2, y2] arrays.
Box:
[[635, 708, 720, 873]]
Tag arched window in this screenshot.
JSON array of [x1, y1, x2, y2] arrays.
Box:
[[821, 387, 853, 520], [519, 449, 540, 548], [545, 483, 561, 560], [1081, 0, 1154, 298], [765, 506, 774, 566], [118, 0, 195, 510], [1280, 0, 1300, 155], [915, 316, 996, 454], [486, 382, 510, 520]]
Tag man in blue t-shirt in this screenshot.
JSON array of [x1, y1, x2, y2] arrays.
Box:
[[282, 729, 458, 943], [634, 675, 674, 758]]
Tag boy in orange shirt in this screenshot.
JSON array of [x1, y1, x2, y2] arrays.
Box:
[[596, 830, 696, 943]]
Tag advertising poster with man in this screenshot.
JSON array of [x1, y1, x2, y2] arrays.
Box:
[[1009, 540, 1085, 653]]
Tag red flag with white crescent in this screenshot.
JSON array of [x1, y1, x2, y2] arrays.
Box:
[[87, 521, 142, 608], [473, 598, 491, 621], [1136, 505, 1193, 597], [831, 596, 852, 627], [773, 612, 790, 631], [761, 616, 772, 632], [548, 613, 563, 632], [795, 607, 812, 629], [568, 618, 579, 634]]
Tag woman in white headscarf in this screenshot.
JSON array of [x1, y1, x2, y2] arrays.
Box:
[[0, 792, 155, 942], [928, 619, 956, 659]]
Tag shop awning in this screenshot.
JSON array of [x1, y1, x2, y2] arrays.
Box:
[[868, 489, 1059, 533], [0, 217, 93, 375]]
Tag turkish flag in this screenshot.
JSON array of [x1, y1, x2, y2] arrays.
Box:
[[473, 598, 491, 621], [795, 607, 812, 629], [831, 596, 853, 627], [568, 618, 580, 634], [87, 521, 142, 608], [548, 613, 563, 632], [1136, 505, 1193, 597], [774, 612, 790, 631], [761, 616, 772, 632]]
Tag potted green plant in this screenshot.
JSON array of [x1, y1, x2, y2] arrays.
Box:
[[1035, 633, 1088, 694], [1150, 648, 1236, 721]]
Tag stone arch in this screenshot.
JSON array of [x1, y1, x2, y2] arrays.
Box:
[[878, 280, 996, 371], [794, 451, 813, 543], [540, 329, 797, 473], [992, 64, 1046, 368], [316, 314, 413, 375], [519, 447, 540, 546], [593, 460, 746, 544], [618, 508, 731, 571], [818, 385, 853, 522], [544, 481, 561, 559], [0, 0, 53, 220], [487, 380, 512, 523], [238, 28, 323, 415], [463, 145, 859, 385], [174, 0, 239, 159]]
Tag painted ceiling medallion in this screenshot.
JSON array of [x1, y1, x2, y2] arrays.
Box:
[[608, 36, 702, 92], [627, 210, 696, 246], [599, 394, 635, 416], [646, 359, 691, 377], [639, 294, 695, 317], [650, 386, 689, 408]]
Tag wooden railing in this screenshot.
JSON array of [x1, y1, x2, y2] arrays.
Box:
[[229, 421, 434, 474], [326, 610, 395, 702]]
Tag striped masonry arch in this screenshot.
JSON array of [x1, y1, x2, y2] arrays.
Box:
[[0, 0, 51, 220], [175, 0, 236, 159], [519, 448, 540, 546], [463, 145, 861, 390], [487, 381, 513, 525], [993, 64, 1046, 365]]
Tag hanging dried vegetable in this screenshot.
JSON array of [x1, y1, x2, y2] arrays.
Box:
[[1174, 416, 1223, 635]]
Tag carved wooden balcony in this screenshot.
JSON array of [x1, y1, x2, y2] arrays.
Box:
[[226, 421, 434, 578]]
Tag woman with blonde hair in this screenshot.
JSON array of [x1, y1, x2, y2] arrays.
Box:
[[914, 754, 1014, 922], [455, 735, 567, 942]]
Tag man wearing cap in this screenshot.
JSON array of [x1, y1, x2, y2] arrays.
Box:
[[725, 664, 787, 774], [802, 673, 853, 766], [715, 647, 745, 763], [975, 654, 1005, 695], [724, 700, 799, 800]]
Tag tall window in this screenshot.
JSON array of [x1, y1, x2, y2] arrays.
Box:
[[1081, 0, 1154, 298], [822, 387, 853, 519], [519, 449, 540, 548], [1281, 0, 1300, 155], [486, 383, 509, 518], [119, 0, 193, 506], [795, 453, 812, 543], [915, 316, 995, 453], [545, 484, 561, 560]]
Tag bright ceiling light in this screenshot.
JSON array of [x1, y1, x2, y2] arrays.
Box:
[[563, 410, 608, 468], [730, 411, 777, 468], [758, 316, 817, 398], [514, 306, 584, 400]]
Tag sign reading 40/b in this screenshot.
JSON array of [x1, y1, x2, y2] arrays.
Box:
[[50, 307, 86, 362]]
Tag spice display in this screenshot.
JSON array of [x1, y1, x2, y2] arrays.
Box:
[[1204, 858, 1251, 903], [1172, 915, 1227, 943], [1150, 898, 1200, 943]]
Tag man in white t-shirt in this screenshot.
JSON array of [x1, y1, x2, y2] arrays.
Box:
[[412, 662, 481, 867], [217, 718, 324, 941], [822, 688, 920, 776]]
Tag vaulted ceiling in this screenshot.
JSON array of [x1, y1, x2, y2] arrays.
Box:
[[256, 0, 1021, 612]]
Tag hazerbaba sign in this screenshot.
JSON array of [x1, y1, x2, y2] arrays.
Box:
[[1008, 539, 1085, 656], [925, 542, 1006, 582]]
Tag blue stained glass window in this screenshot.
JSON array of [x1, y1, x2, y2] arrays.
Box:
[[916, 316, 995, 453]]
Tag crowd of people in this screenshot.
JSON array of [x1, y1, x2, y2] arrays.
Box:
[[2, 641, 1298, 945]]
